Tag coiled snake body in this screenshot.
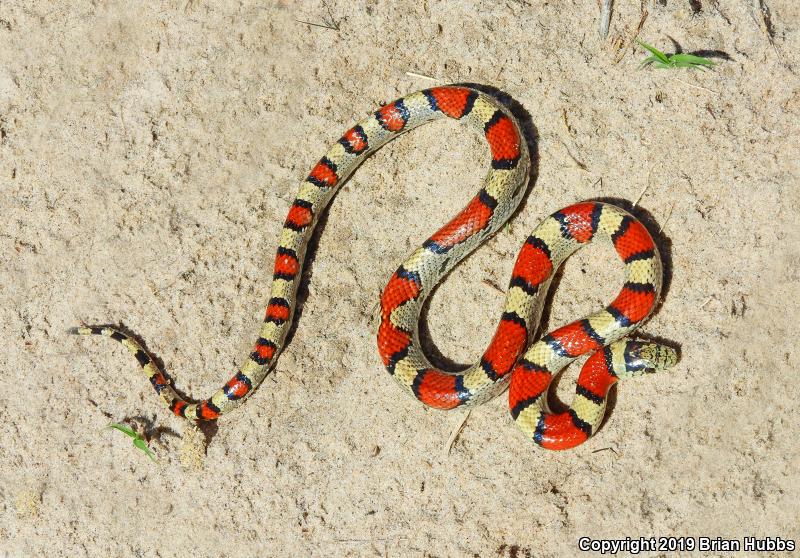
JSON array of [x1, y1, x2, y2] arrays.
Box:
[[73, 86, 676, 450]]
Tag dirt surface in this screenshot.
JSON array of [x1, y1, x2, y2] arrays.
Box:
[[1, 1, 799, 556]]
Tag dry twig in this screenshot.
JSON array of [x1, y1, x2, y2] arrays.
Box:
[[443, 410, 471, 457]]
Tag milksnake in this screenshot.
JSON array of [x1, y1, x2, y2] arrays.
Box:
[[73, 85, 677, 450]]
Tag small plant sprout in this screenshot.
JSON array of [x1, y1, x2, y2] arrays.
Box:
[[109, 423, 157, 462], [637, 40, 715, 70]]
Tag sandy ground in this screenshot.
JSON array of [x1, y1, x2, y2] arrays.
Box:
[[1, 0, 799, 556]]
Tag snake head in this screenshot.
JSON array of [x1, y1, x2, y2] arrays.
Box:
[[632, 342, 678, 370], [614, 341, 679, 378]]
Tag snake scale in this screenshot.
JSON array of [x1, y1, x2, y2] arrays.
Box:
[[73, 85, 677, 450]]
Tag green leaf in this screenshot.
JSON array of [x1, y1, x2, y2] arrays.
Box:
[[133, 438, 157, 462], [109, 423, 157, 462], [669, 53, 716, 67], [109, 423, 137, 439], [637, 39, 670, 65], [639, 55, 668, 69]]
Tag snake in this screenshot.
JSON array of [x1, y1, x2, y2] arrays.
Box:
[[72, 85, 677, 450]]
